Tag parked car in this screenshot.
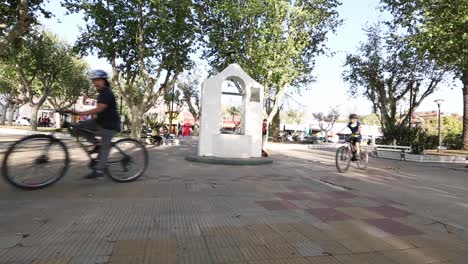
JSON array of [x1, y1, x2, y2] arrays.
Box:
[[15, 117, 31, 126]]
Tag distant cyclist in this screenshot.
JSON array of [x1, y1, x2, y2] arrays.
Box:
[[336, 114, 362, 160], [69, 70, 121, 179]]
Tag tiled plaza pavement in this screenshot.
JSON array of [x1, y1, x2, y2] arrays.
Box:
[[0, 138, 467, 263]]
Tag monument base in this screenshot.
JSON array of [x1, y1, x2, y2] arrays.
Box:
[[185, 155, 273, 166]]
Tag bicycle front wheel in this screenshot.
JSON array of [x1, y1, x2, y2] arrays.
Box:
[[107, 138, 148, 182], [335, 146, 351, 173], [357, 150, 369, 170], [2, 135, 69, 190]]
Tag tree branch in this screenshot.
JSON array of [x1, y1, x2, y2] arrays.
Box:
[[0, 0, 34, 55]]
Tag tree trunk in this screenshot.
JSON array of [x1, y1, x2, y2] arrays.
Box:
[[463, 71, 468, 150], [130, 110, 143, 140], [7, 103, 15, 126], [271, 111, 280, 141], [0, 104, 7, 125], [8, 104, 16, 126], [55, 112, 62, 129], [30, 104, 40, 131]]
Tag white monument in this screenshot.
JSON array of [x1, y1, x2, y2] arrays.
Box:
[[198, 64, 264, 159]]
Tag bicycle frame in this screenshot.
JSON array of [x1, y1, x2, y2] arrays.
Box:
[[343, 140, 357, 159], [52, 113, 129, 162]]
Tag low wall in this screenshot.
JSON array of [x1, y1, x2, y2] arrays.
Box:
[[376, 150, 467, 164]]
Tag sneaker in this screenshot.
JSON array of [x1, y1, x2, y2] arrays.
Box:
[[84, 170, 104, 180]]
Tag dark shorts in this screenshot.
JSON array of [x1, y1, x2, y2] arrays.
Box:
[[350, 135, 362, 143]]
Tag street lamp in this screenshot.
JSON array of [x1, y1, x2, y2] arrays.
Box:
[[434, 99, 445, 152]]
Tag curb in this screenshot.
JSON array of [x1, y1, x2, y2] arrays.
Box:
[[0, 128, 72, 139], [185, 155, 274, 166]]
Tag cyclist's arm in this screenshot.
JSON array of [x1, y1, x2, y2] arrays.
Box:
[[71, 103, 108, 116]]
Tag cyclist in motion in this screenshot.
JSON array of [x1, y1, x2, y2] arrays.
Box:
[[336, 114, 362, 160], [69, 70, 120, 179]]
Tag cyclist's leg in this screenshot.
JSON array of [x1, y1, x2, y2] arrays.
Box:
[[74, 119, 100, 144], [95, 128, 117, 173], [355, 137, 362, 159]]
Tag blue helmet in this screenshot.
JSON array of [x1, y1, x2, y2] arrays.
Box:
[[89, 70, 109, 80]]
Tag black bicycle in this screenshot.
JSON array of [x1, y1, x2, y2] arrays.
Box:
[[335, 139, 368, 173], [2, 112, 148, 190]]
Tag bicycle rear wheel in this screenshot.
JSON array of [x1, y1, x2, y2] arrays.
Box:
[[106, 138, 148, 182], [2, 135, 69, 190], [335, 146, 351, 173], [357, 150, 369, 170]]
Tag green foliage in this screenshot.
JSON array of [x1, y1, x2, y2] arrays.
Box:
[[343, 24, 445, 130], [0, 62, 17, 97], [381, 0, 468, 76], [64, 0, 198, 138], [381, 0, 468, 150], [178, 73, 200, 122], [196, 0, 342, 122], [381, 124, 438, 154], [0, 0, 51, 55], [282, 109, 304, 125], [5, 29, 86, 130], [47, 59, 92, 110], [424, 115, 463, 149]]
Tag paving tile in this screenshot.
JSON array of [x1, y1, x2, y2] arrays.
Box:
[[31, 258, 72, 264], [302, 201, 328, 209], [337, 239, 375, 253], [201, 226, 248, 237], [288, 186, 317, 192], [367, 205, 411, 218], [329, 254, 366, 264], [240, 245, 273, 260], [205, 235, 242, 248], [244, 224, 274, 235], [365, 218, 423, 236], [176, 249, 213, 264], [295, 241, 325, 257], [266, 243, 302, 258], [328, 220, 390, 239], [357, 236, 410, 251], [277, 230, 310, 243], [381, 248, 443, 263], [250, 258, 310, 264], [259, 233, 289, 244], [334, 252, 398, 264], [312, 240, 352, 255], [305, 208, 353, 222], [345, 197, 383, 208], [209, 247, 246, 263], [335, 207, 383, 220], [379, 236, 416, 250], [70, 255, 109, 264], [305, 256, 345, 264], [256, 201, 298, 211], [315, 199, 352, 208], [325, 191, 358, 199], [176, 236, 207, 250], [289, 223, 332, 241], [275, 192, 311, 200]]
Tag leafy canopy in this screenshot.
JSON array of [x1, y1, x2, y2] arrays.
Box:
[[381, 0, 468, 75], [196, 0, 342, 119]]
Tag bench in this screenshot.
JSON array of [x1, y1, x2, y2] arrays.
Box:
[[373, 145, 412, 161]]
